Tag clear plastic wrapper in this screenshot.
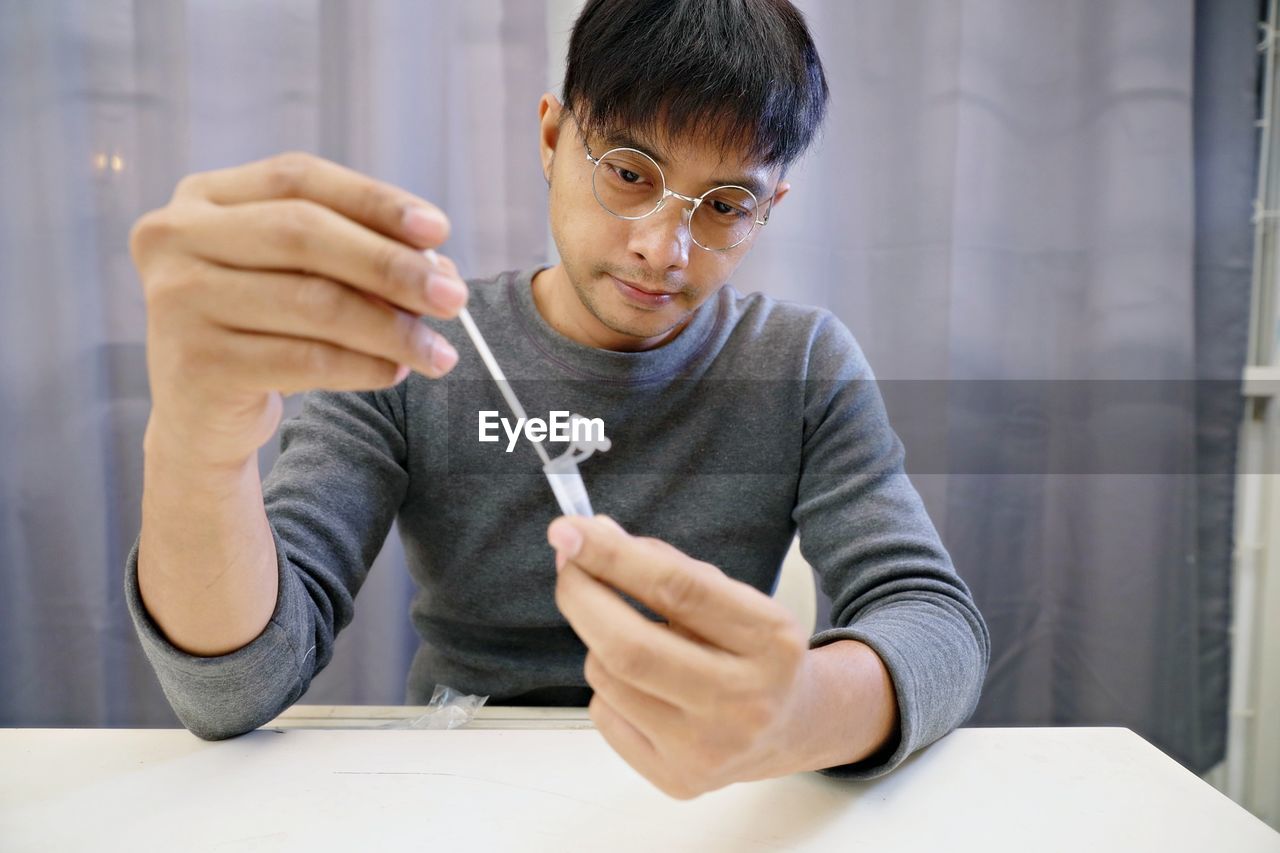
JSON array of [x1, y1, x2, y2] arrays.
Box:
[[378, 684, 489, 730]]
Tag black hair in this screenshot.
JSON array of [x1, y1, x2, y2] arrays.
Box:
[[561, 0, 829, 171]]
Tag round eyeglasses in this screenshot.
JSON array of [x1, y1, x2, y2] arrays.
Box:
[[584, 144, 773, 252]]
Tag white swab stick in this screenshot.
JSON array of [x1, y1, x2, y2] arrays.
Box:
[[425, 249, 552, 466], [455, 305, 552, 467]]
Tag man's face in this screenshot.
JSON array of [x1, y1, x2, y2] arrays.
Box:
[[538, 95, 790, 351]]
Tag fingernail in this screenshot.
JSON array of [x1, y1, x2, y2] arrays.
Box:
[[430, 338, 458, 374], [422, 247, 461, 279], [393, 364, 411, 384], [427, 272, 468, 312], [403, 206, 447, 242], [548, 520, 583, 559]]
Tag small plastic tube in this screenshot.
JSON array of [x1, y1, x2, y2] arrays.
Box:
[[543, 454, 595, 517], [542, 413, 610, 516]]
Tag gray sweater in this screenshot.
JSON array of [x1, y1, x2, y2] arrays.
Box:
[[124, 266, 990, 780]]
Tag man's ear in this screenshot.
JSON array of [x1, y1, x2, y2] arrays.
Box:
[[770, 181, 792, 210], [538, 93, 563, 182]]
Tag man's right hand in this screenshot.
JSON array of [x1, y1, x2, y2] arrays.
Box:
[[129, 150, 468, 468]]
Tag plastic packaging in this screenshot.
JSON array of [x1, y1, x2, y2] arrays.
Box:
[[377, 684, 489, 730]]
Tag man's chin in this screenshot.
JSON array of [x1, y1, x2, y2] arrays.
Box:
[[601, 314, 674, 340], [590, 303, 686, 343]]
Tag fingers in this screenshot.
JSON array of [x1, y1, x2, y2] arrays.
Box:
[[210, 328, 411, 396], [174, 199, 467, 321], [174, 151, 451, 249], [589, 693, 700, 800], [187, 262, 458, 378], [131, 152, 465, 465], [588, 695, 667, 787], [549, 516, 798, 657], [556, 561, 733, 710], [584, 650, 683, 740]]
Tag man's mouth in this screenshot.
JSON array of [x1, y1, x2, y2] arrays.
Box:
[[608, 274, 680, 308], [610, 275, 678, 296]]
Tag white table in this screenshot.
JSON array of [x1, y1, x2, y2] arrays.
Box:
[[2, 707, 1277, 852]]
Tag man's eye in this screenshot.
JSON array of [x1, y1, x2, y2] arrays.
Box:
[[616, 167, 642, 184], [711, 199, 746, 217]]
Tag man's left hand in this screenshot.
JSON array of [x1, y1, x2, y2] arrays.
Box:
[[548, 514, 813, 800]]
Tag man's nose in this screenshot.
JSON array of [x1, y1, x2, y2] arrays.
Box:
[[626, 201, 692, 271]]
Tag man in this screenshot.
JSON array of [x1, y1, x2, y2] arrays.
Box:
[[126, 0, 989, 800]]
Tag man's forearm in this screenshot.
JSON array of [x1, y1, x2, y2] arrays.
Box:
[[137, 420, 279, 657], [767, 639, 900, 777]]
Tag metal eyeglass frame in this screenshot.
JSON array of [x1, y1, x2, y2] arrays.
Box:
[[584, 142, 776, 252]]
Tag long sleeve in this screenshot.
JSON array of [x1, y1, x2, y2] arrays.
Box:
[[794, 315, 991, 780], [123, 386, 409, 740]]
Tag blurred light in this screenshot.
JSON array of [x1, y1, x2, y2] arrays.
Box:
[[93, 152, 126, 174]]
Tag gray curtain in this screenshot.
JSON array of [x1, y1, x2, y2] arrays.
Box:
[[741, 0, 1256, 775], [0, 0, 1255, 775], [0, 0, 551, 721]]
